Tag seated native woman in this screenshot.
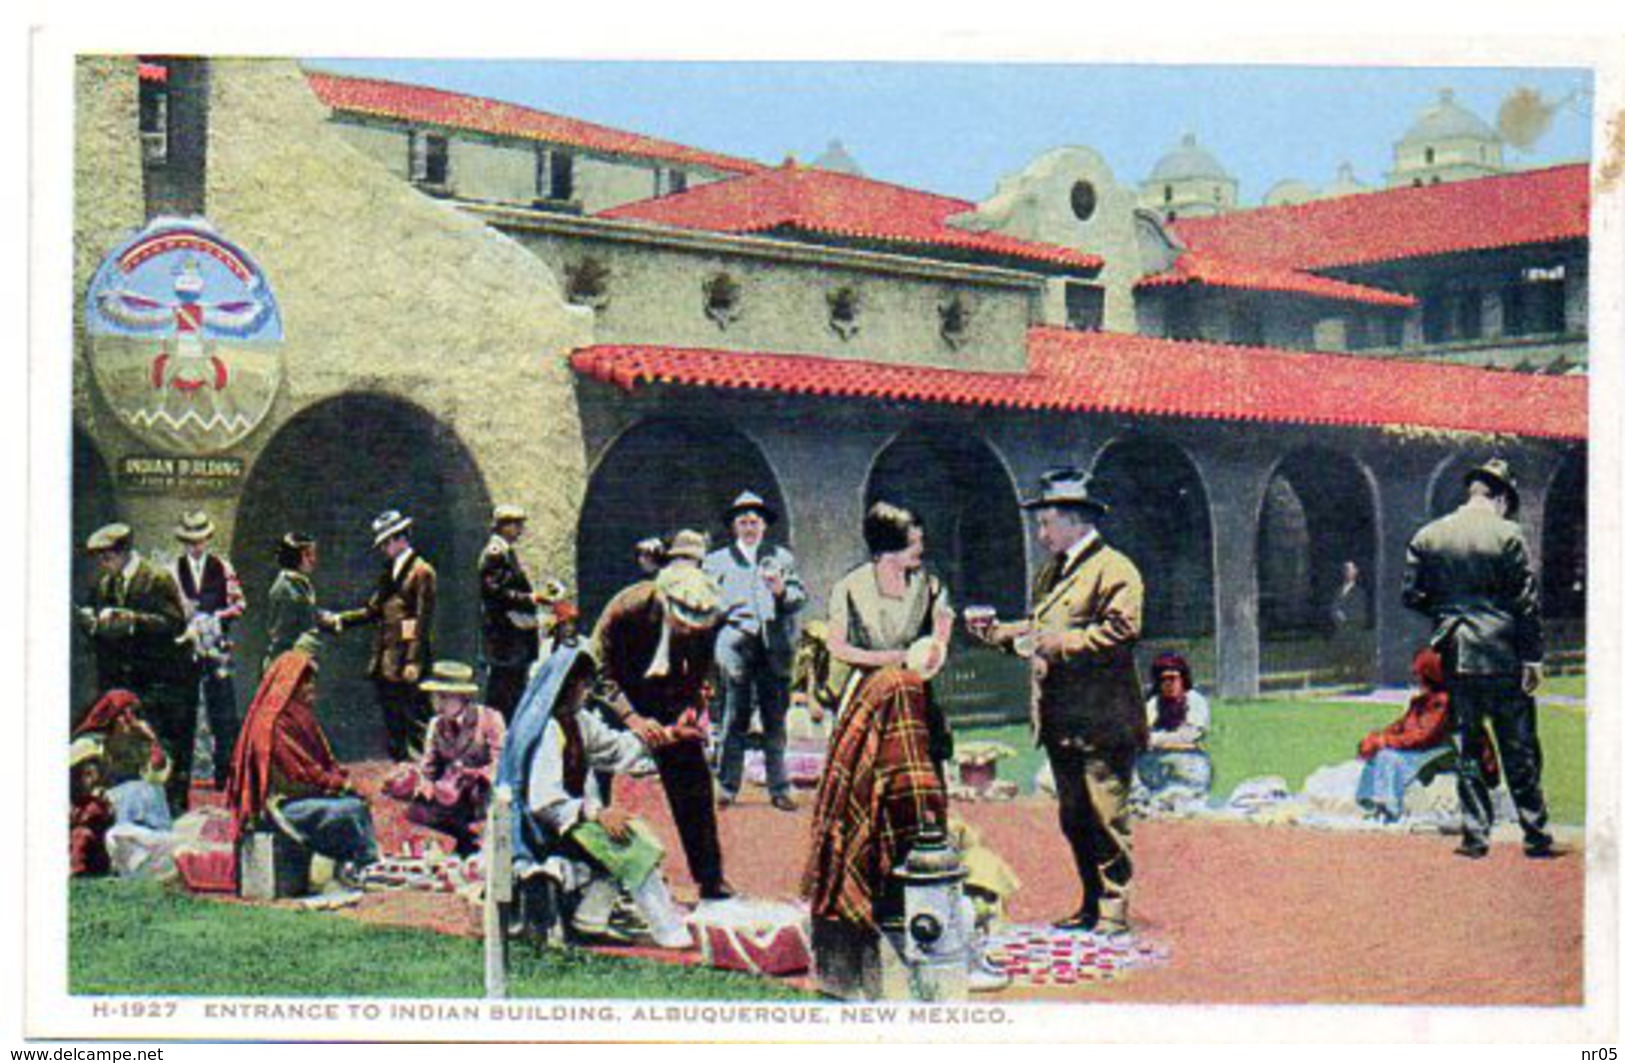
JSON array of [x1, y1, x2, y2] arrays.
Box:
[[73, 689, 173, 832], [226, 650, 379, 882], [1134, 652, 1213, 814], [497, 643, 696, 950], [69, 738, 116, 877], [1356, 647, 1500, 823]]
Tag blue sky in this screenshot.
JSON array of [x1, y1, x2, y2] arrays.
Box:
[[312, 59, 1593, 205]]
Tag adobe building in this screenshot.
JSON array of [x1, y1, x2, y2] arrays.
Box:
[[72, 57, 1588, 756]]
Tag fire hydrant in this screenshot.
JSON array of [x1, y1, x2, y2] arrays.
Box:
[[891, 826, 970, 1002]]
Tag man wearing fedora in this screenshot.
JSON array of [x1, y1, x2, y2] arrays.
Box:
[[79, 523, 198, 814], [334, 511, 439, 762], [173, 510, 246, 790], [592, 564, 733, 899], [1404, 458, 1555, 859], [480, 505, 543, 722], [704, 492, 806, 812], [970, 467, 1147, 935], [400, 661, 506, 856]]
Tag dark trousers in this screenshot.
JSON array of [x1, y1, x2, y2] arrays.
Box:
[[485, 662, 532, 724], [651, 740, 725, 891], [199, 669, 239, 788], [375, 679, 430, 762], [1449, 673, 1551, 848], [716, 643, 790, 798], [143, 679, 199, 816], [1046, 742, 1136, 928]]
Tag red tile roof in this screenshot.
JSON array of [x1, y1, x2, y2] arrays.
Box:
[[1137, 252, 1417, 308], [304, 71, 764, 177], [1171, 164, 1589, 270], [600, 163, 1103, 271], [571, 328, 1585, 440]]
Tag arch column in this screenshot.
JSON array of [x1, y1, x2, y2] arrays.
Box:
[[750, 409, 896, 614], [1369, 448, 1435, 687], [1190, 438, 1277, 699]]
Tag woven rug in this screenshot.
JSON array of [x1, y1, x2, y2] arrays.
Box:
[[986, 924, 1170, 987]]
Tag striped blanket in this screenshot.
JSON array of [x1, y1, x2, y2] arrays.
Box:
[[800, 667, 946, 930]]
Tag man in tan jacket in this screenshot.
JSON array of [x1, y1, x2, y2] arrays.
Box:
[[972, 467, 1147, 935], [334, 510, 438, 761]]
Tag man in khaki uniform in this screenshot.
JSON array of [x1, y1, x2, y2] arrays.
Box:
[[973, 467, 1146, 934], [334, 510, 438, 761]]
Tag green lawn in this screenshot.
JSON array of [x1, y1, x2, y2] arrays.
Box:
[[957, 687, 1588, 826], [70, 878, 813, 1000]]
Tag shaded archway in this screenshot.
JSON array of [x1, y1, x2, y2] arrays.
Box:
[[577, 418, 787, 624], [232, 394, 492, 759], [1257, 447, 1378, 685], [1089, 435, 1216, 680], [1542, 447, 1586, 654], [1427, 453, 1483, 518], [864, 426, 1026, 721], [71, 428, 122, 724]]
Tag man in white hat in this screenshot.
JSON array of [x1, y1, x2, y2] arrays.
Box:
[[173, 510, 246, 790], [1404, 457, 1555, 859], [333, 510, 438, 761], [592, 563, 733, 899], [480, 505, 543, 722], [79, 523, 197, 814], [970, 466, 1146, 935], [703, 491, 806, 811]]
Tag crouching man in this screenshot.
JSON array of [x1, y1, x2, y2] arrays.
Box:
[[498, 643, 697, 949]]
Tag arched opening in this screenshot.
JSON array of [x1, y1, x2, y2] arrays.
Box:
[[72, 428, 122, 724], [864, 426, 1026, 721], [576, 418, 786, 625], [1542, 448, 1586, 656], [1428, 453, 1484, 518], [1257, 447, 1378, 686], [1089, 435, 1216, 681], [232, 394, 492, 760]]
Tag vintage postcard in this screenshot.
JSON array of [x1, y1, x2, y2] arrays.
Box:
[[24, 21, 1623, 1045]]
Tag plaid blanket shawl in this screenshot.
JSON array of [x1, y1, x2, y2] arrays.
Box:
[[801, 667, 946, 930]]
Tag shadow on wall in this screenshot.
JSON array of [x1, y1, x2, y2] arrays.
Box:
[[231, 393, 492, 760], [576, 418, 787, 625]]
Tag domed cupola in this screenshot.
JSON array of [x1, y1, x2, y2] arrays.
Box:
[[1388, 89, 1504, 188], [1140, 133, 1239, 221]]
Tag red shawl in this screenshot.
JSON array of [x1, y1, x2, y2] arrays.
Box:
[[74, 689, 143, 736], [1360, 648, 1500, 785], [226, 651, 348, 839], [802, 667, 947, 930]]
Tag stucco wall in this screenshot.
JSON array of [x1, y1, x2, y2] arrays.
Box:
[[507, 225, 1036, 370]]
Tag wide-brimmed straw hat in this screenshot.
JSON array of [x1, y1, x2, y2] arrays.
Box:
[[175, 510, 216, 543], [420, 660, 480, 695], [371, 509, 414, 547], [665, 528, 709, 563], [655, 565, 722, 628]]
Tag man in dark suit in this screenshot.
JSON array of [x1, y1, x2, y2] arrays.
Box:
[[80, 523, 199, 813], [1404, 458, 1555, 859], [972, 467, 1146, 935], [334, 510, 438, 761], [479, 504, 541, 722]]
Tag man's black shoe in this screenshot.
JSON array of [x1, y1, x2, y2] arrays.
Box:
[[1051, 910, 1097, 931], [699, 880, 736, 902], [1524, 839, 1562, 859], [1454, 841, 1489, 859]]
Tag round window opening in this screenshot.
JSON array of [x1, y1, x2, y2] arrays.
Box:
[[1070, 180, 1098, 222]]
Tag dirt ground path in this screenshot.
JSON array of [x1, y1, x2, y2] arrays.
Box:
[[617, 779, 1584, 1006], [327, 765, 1583, 1006]]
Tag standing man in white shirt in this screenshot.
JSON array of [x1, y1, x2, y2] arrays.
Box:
[[703, 491, 807, 811], [172, 510, 246, 790]]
